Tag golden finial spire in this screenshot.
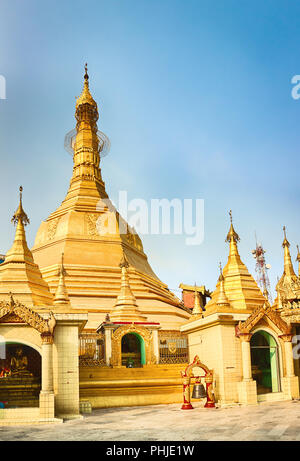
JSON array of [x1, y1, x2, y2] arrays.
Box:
[[281, 226, 296, 277], [11, 186, 30, 227], [54, 253, 70, 306], [75, 62, 97, 109], [5, 186, 33, 264], [226, 210, 240, 243], [216, 262, 230, 307], [282, 226, 290, 248], [225, 210, 240, 257], [192, 284, 202, 316]]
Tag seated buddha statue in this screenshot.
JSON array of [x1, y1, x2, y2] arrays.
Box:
[[10, 347, 33, 377]]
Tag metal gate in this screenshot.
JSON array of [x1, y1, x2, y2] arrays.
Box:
[[159, 330, 189, 364]]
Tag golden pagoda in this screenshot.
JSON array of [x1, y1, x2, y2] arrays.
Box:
[[31, 65, 190, 329], [204, 210, 266, 315], [109, 253, 147, 322], [0, 187, 53, 307], [275, 226, 300, 309]]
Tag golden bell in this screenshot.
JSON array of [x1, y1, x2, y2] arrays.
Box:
[[192, 381, 206, 399]]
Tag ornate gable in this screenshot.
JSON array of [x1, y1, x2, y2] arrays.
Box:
[[236, 302, 291, 336], [0, 293, 55, 335]]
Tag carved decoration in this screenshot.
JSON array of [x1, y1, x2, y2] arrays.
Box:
[[47, 217, 60, 241], [85, 213, 99, 237], [0, 294, 56, 339], [111, 323, 153, 367], [237, 302, 291, 337], [281, 312, 300, 324], [0, 312, 25, 323]]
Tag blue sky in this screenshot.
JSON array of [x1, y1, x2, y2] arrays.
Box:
[[0, 0, 299, 299]]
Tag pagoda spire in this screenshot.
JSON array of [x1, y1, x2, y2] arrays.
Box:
[[54, 253, 70, 306], [69, 63, 105, 192], [0, 187, 53, 306], [296, 245, 300, 277], [282, 226, 296, 278], [225, 210, 240, 258], [204, 211, 266, 312], [5, 186, 33, 264], [110, 253, 147, 322], [216, 263, 230, 307], [192, 284, 203, 316], [75, 63, 98, 110]]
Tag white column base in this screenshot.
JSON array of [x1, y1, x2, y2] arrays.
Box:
[[237, 380, 257, 405], [39, 391, 55, 419], [281, 376, 300, 400]]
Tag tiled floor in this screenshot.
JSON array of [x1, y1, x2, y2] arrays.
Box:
[[1, 400, 300, 441]]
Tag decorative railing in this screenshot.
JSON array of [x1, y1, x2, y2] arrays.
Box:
[[79, 331, 106, 367], [158, 330, 189, 364]]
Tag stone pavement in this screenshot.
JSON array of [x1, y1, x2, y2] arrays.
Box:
[[1, 400, 300, 441]]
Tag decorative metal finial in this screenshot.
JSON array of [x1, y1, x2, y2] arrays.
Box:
[[84, 62, 89, 81], [218, 262, 225, 282], [11, 185, 30, 226], [226, 210, 240, 243], [282, 225, 290, 248]]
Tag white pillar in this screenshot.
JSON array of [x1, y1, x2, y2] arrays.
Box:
[[40, 333, 55, 419], [104, 326, 114, 366], [237, 333, 257, 405], [152, 328, 160, 364], [41, 341, 53, 392], [283, 337, 295, 377], [280, 334, 299, 400], [241, 334, 252, 381]]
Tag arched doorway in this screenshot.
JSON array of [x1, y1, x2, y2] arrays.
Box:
[[121, 333, 146, 367], [0, 342, 41, 408], [250, 331, 280, 395]]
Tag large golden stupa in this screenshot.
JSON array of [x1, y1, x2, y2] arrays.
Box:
[[31, 66, 190, 329]]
